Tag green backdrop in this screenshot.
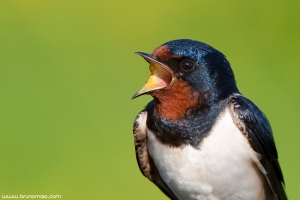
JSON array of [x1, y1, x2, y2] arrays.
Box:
[[0, 1, 299, 199]]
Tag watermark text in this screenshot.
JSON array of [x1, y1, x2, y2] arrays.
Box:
[[2, 194, 61, 199]]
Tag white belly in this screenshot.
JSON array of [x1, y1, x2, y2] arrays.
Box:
[[147, 108, 268, 200]]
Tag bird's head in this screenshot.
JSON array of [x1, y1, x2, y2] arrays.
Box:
[[132, 39, 239, 120]]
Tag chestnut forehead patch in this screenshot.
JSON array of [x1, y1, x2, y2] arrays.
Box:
[[152, 45, 181, 61]]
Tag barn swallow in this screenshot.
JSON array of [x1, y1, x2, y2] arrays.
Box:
[[132, 39, 287, 200]]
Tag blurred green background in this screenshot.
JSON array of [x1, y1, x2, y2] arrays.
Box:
[[0, 1, 299, 199]]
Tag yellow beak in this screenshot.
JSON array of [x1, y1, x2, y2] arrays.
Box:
[[132, 52, 175, 99]]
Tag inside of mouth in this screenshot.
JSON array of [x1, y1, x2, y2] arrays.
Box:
[[149, 62, 173, 88]]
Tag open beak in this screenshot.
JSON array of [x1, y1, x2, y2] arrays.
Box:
[[132, 52, 175, 99]]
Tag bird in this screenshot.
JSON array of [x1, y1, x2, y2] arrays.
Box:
[[131, 39, 287, 200]]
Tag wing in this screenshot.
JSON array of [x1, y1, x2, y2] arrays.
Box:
[[133, 110, 179, 200], [229, 94, 287, 200]]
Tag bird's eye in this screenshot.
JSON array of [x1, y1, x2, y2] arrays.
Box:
[[180, 60, 196, 72]]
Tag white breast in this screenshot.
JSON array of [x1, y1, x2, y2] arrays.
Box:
[[147, 108, 269, 200]]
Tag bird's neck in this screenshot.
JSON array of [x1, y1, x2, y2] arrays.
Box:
[[151, 79, 200, 121], [146, 99, 229, 148]]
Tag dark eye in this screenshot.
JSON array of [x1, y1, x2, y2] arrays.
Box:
[[180, 60, 196, 72]]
